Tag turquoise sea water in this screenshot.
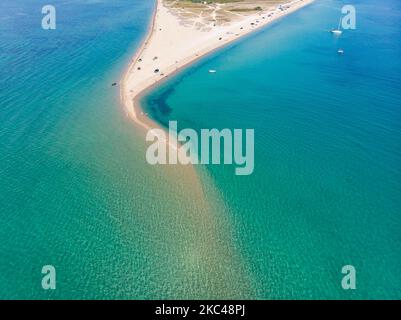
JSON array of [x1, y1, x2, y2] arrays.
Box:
[[143, 0, 401, 299], [1, 0, 400, 299], [0, 0, 251, 299]]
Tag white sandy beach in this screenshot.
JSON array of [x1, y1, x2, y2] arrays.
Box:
[[121, 0, 314, 134]]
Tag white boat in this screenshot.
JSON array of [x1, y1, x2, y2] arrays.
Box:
[[208, 69, 217, 73], [337, 49, 344, 54], [331, 17, 343, 35], [331, 29, 342, 35]]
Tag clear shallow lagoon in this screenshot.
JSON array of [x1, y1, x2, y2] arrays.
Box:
[[1, 0, 253, 299], [1, 0, 400, 299], [143, 0, 401, 298]]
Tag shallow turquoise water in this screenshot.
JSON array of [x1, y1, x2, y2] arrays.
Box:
[[0, 0, 161, 299], [0, 0, 254, 300], [143, 0, 401, 299], [1, 0, 400, 299]]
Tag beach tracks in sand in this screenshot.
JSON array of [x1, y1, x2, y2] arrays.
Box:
[[121, 0, 314, 135]]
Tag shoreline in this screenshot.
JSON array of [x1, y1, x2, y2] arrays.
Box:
[[120, 0, 159, 132], [121, 0, 315, 137]]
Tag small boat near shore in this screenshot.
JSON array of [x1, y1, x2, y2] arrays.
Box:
[[208, 69, 217, 73], [331, 17, 343, 35], [331, 29, 342, 35]]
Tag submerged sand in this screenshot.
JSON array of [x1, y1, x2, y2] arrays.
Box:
[[118, 0, 315, 298]]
